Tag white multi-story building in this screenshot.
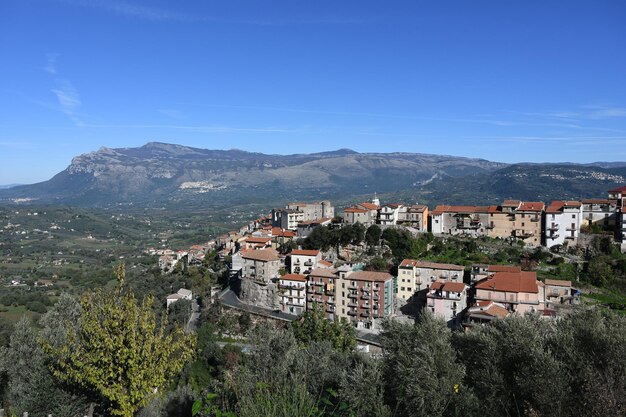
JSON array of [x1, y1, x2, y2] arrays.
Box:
[[279, 274, 307, 315], [271, 209, 305, 230], [290, 249, 322, 275], [287, 201, 335, 222], [378, 204, 403, 225], [544, 201, 583, 248], [608, 186, 626, 249]]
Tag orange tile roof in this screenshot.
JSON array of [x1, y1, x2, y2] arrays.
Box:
[[344, 207, 369, 213], [469, 301, 510, 319], [318, 260, 333, 267], [430, 280, 466, 293], [475, 271, 538, 293], [608, 185, 626, 193], [349, 270, 393, 282], [309, 268, 338, 278], [244, 236, 273, 244], [291, 249, 320, 256], [241, 248, 280, 262], [358, 202, 380, 210], [400, 259, 419, 268], [518, 202, 545, 212], [502, 200, 521, 207], [429, 205, 490, 215], [281, 274, 307, 282]]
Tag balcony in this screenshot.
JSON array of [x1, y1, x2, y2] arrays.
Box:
[[360, 311, 370, 318], [373, 304, 380, 310], [315, 289, 324, 295], [566, 226, 577, 231], [373, 294, 380, 301], [348, 310, 357, 316], [326, 306, 335, 313], [307, 287, 315, 294], [361, 294, 370, 300], [348, 284, 358, 290], [373, 312, 380, 318], [485, 223, 495, 229], [530, 217, 540, 222], [361, 303, 370, 309], [304, 261, 314, 266], [547, 225, 559, 231], [548, 234, 560, 239], [347, 292, 358, 299], [348, 301, 358, 308], [327, 299, 335, 304]]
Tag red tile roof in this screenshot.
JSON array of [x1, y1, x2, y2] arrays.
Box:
[[502, 200, 521, 207], [309, 268, 338, 278], [281, 274, 307, 282], [344, 207, 369, 214], [475, 271, 538, 293], [399, 259, 419, 268], [291, 249, 320, 256], [241, 248, 280, 262], [430, 281, 466, 293], [350, 270, 393, 282], [608, 185, 626, 193], [518, 202, 545, 212], [469, 301, 510, 319], [582, 199, 611, 204], [244, 236, 273, 244], [318, 260, 333, 267], [358, 202, 380, 210], [429, 205, 490, 215]]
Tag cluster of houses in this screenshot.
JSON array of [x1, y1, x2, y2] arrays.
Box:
[[152, 188, 625, 330], [342, 186, 626, 251]]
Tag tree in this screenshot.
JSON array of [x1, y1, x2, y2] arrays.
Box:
[[291, 303, 356, 352], [43, 264, 196, 417], [0, 317, 87, 416], [381, 313, 471, 417], [365, 225, 382, 247], [586, 255, 615, 287]]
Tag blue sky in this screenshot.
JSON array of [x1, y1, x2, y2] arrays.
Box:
[[1, 0, 625, 184]]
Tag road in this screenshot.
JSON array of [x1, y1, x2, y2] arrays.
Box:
[[185, 298, 201, 333], [218, 288, 381, 347]]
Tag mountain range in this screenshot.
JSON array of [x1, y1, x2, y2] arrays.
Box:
[[1, 142, 624, 208]]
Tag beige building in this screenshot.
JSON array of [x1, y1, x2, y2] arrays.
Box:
[[544, 279, 572, 305], [241, 249, 281, 284], [343, 207, 374, 226], [306, 268, 339, 320], [414, 261, 464, 284], [429, 205, 492, 237], [581, 199, 617, 228], [397, 259, 422, 302], [485, 200, 544, 246], [397, 205, 429, 231]]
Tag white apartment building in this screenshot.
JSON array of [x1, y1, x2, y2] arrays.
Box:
[[544, 201, 583, 248], [290, 249, 322, 274], [279, 274, 307, 315], [378, 204, 403, 225], [414, 261, 464, 284]]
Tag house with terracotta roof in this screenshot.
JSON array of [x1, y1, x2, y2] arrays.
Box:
[[397, 259, 423, 302], [166, 288, 193, 308], [242, 236, 273, 250], [397, 205, 429, 231], [343, 206, 375, 226], [544, 201, 583, 247], [464, 301, 510, 328], [279, 274, 307, 314], [482, 200, 544, 246], [474, 271, 543, 314], [426, 280, 468, 325], [290, 249, 322, 274]]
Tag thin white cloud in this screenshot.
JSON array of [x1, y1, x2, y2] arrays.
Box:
[[50, 80, 83, 125], [43, 53, 59, 74], [157, 109, 184, 120]]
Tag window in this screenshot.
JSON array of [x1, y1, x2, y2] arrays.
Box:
[[401, 287, 405, 291], [407, 288, 412, 292], [521, 222, 525, 227], [342, 282, 345, 288], [572, 214, 576, 219]]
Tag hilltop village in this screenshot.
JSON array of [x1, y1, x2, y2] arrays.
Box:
[[154, 185, 626, 333]]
